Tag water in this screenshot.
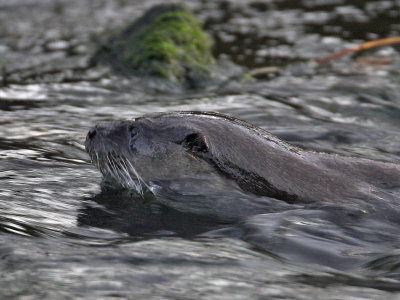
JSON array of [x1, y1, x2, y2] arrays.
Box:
[[1, 0, 400, 298]]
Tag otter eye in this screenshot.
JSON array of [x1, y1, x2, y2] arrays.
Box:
[[182, 133, 208, 152], [129, 124, 139, 139]]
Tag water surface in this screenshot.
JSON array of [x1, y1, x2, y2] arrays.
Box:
[[1, 0, 400, 298]]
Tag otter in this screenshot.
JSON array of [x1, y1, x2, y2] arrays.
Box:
[[85, 111, 400, 204]]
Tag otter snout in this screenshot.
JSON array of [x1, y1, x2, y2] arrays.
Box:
[[87, 127, 97, 140], [85, 125, 97, 154], [85, 121, 132, 156], [85, 124, 102, 154]]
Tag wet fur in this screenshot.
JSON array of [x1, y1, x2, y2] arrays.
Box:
[[86, 111, 400, 203]]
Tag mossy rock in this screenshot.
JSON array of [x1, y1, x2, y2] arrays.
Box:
[[91, 3, 216, 89]]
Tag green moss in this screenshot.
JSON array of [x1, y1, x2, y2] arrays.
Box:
[[242, 73, 254, 81], [92, 4, 215, 88]]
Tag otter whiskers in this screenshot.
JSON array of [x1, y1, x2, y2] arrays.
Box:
[[88, 148, 150, 196]]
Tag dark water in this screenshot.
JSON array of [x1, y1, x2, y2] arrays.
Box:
[[1, 0, 400, 298]]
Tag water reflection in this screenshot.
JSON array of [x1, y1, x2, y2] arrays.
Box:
[[242, 204, 400, 271], [78, 190, 234, 238]]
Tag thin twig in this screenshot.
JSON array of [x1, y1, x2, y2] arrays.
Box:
[[315, 37, 400, 63]]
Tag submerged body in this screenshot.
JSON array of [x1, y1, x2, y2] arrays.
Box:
[[85, 111, 400, 204]]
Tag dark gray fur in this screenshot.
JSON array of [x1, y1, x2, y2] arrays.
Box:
[[86, 111, 400, 203]]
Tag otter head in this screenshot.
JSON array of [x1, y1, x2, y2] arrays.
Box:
[[85, 112, 220, 194], [86, 111, 299, 202]]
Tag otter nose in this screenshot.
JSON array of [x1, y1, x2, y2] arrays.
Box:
[[87, 128, 97, 139]]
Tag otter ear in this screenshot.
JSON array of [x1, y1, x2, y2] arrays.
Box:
[[181, 133, 208, 152]]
